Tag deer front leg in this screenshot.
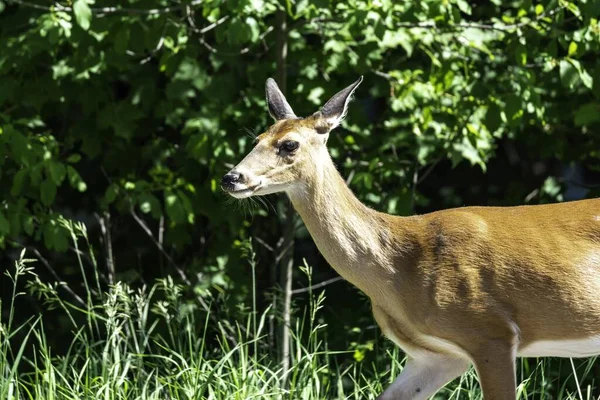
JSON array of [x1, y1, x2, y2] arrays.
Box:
[[377, 353, 470, 400], [470, 341, 517, 400]]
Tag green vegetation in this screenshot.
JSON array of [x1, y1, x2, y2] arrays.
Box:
[[1, 0, 599, 398]]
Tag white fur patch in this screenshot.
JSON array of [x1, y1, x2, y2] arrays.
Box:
[[382, 329, 469, 361], [419, 335, 469, 359], [518, 336, 600, 358]]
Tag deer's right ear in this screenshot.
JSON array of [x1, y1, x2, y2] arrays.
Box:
[[265, 78, 297, 120], [313, 76, 363, 133]]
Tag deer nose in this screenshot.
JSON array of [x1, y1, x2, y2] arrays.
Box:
[[221, 170, 243, 188]]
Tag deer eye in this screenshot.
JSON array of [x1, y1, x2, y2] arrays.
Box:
[[280, 140, 299, 153]]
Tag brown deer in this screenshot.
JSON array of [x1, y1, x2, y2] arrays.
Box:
[[221, 77, 600, 400]]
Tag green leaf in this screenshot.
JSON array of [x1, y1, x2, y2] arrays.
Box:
[[113, 24, 130, 54], [40, 179, 57, 206], [574, 103, 600, 126], [227, 18, 246, 44], [67, 166, 87, 192], [43, 220, 69, 252], [11, 169, 28, 196], [0, 213, 10, 236], [535, 4, 544, 15], [456, 0, 472, 15], [561, 0, 581, 17], [568, 41, 578, 56], [47, 161, 66, 186], [563, 59, 594, 89], [245, 17, 260, 42], [503, 94, 524, 123], [104, 183, 119, 204], [559, 60, 579, 89], [452, 137, 485, 171], [515, 43, 527, 66], [23, 215, 34, 235], [8, 204, 22, 236], [381, 31, 413, 56], [73, 0, 92, 31], [9, 129, 31, 166], [165, 191, 185, 223], [138, 192, 162, 218], [67, 153, 81, 163]]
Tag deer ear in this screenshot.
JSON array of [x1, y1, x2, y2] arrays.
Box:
[[314, 76, 363, 133], [265, 78, 297, 120]]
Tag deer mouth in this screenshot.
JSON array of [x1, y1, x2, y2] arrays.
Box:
[[226, 183, 261, 199]]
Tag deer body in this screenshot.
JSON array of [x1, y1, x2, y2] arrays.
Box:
[[222, 77, 600, 399]]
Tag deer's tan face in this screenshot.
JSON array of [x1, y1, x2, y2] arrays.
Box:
[[222, 76, 362, 199], [221, 118, 328, 198]]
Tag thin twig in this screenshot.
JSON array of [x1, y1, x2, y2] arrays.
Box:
[[240, 26, 274, 54], [274, 239, 294, 265], [186, 2, 273, 58], [393, 8, 561, 32], [199, 15, 229, 34], [158, 216, 165, 271], [125, 25, 166, 65], [8, 0, 204, 15], [255, 236, 275, 252], [95, 212, 116, 285], [417, 158, 441, 185], [195, 26, 274, 56], [410, 154, 419, 214], [291, 276, 344, 294], [345, 169, 356, 185], [295, 7, 561, 35], [25, 246, 87, 307], [130, 209, 185, 283]]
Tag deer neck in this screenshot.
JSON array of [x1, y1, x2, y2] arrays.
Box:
[[286, 152, 398, 291]]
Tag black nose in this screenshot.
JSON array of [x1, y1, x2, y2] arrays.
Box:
[[221, 171, 243, 188]]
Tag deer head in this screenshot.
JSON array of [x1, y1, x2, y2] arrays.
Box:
[[221, 77, 363, 198]]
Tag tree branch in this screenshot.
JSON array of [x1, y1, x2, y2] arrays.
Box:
[[293, 7, 562, 34], [291, 276, 344, 294], [393, 7, 561, 33], [8, 0, 204, 15], [95, 211, 115, 285]]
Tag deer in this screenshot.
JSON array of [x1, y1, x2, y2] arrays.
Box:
[[221, 76, 600, 400]]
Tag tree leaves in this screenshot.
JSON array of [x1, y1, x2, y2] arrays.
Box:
[[40, 179, 57, 206], [0, 213, 9, 236], [560, 59, 594, 90], [67, 166, 87, 192], [11, 169, 28, 196], [138, 192, 162, 219], [560, 60, 578, 90], [574, 103, 600, 126], [73, 0, 92, 31], [47, 161, 66, 186]]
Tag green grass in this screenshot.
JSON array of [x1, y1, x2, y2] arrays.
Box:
[[1, 221, 598, 399]]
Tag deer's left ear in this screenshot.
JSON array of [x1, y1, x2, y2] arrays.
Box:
[[266, 78, 297, 120], [314, 76, 363, 133]]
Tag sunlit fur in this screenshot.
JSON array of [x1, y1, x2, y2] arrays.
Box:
[[225, 82, 600, 400], [227, 117, 331, 198]]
